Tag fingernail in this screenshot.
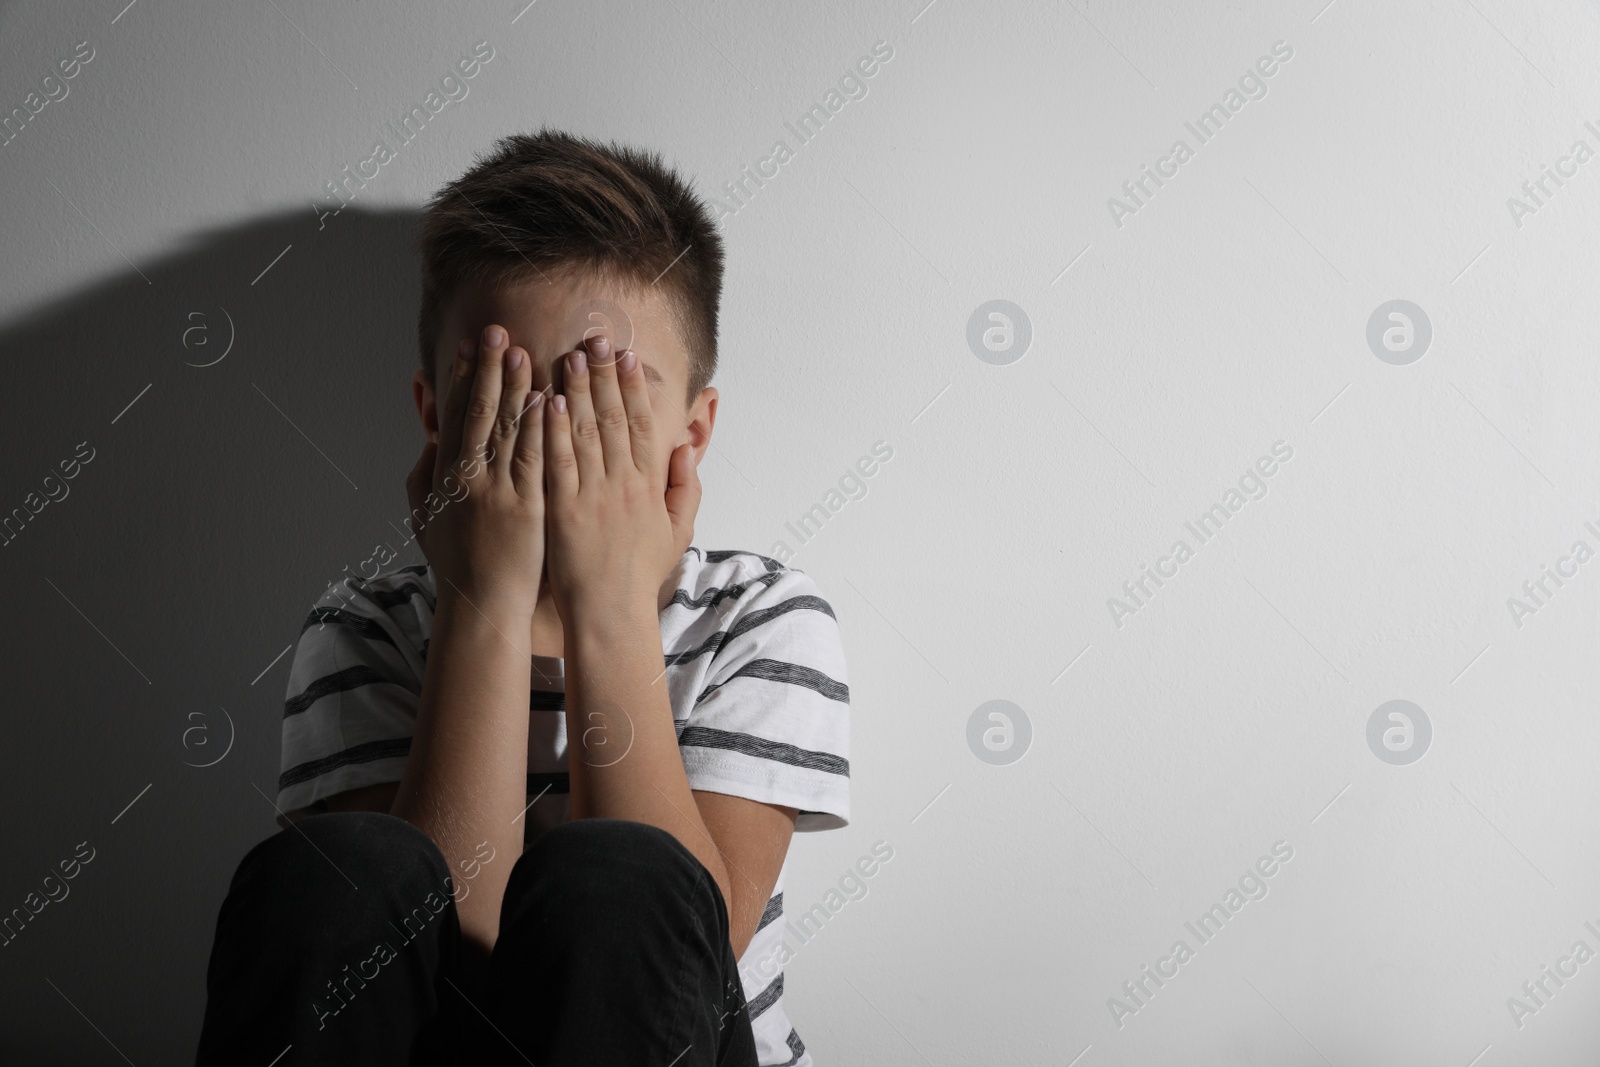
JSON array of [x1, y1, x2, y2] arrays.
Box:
[[588, 336, 611, 362], [507, 348, 523, 371], [458, 339, 474, 362], [568, 350, 586, 377], [484, 325, 505, 347], [617, 349, 637, 373], [553, 394, 568, 413]]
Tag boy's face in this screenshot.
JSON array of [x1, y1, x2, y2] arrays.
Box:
[[412, 271, 720, 598], [413, 271, 717, 501]]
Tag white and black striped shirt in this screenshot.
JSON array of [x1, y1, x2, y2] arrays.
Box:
[[277, 547, 850, 1067]]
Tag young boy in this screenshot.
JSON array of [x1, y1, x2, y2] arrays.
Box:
[[195, 129, 851, 1067]]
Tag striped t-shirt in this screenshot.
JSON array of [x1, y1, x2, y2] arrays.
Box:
[[276, 547, 850, 1067]]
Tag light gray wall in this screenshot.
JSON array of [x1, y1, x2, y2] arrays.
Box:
[[3, 0, 1599, 1063]]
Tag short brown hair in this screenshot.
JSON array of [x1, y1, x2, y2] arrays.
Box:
[[415, 128, 725, 404]]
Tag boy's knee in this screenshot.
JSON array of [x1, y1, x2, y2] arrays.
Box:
[[528, 817, 693, 873], [508, 818, 706, 916], [494, 820, 733, 982], [207, 813, 459, 990], [232, 811, 449, 909]]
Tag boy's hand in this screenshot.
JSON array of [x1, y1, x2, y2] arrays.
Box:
[[543, 334, 700, 621], [405, 324, 547, 618]]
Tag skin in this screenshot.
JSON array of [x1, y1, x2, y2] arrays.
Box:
[[416, 273, 712, 654], [323, 272, 796, 965]]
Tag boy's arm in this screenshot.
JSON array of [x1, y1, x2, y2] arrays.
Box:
[[562, 592, 796, 957], [389, 325, 546, 958], [694, 791, 798, 958], [391, 596, 531, 956], [547, 336, 792, 955]]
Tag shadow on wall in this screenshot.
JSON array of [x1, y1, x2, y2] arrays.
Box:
[[0, 207, 430, 1062]]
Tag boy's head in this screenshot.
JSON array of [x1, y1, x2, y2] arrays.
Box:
[[412, 128, 724, 473]]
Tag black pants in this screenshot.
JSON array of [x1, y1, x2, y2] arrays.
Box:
[[195, 811, 759, 1067]]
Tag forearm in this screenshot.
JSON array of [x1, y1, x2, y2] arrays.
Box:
[[391, 593, 531, 954], [563, 596, 731, 909]]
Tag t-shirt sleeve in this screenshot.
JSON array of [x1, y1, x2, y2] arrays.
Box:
[[678, 566, 851, 831], [275, 581, 425, 830]]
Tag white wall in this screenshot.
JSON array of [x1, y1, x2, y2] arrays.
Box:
[[3, 0, 1599, 1062]]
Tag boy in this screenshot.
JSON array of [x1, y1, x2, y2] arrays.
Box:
[[196, 129, 851, 1067]]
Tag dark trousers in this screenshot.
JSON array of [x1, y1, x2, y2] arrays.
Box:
[[195, 811, 759, 1067]]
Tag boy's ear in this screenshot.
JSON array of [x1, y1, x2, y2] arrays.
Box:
[[412, 368, 441, 445], [684, 386, 718, 464]]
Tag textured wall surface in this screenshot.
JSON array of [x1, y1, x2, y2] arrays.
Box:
[[2, 0, 1599, 1063]]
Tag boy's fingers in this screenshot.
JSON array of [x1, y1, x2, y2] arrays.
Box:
[[490, 345, 532, 478], [561, 342, 603, 484], [664, 441, 702, 545], [616, 348, 656, 476], [583, 335, 629, 474], [438, 338, 476, 468], [462, 324, 509, 474], [511, 389, 546, 503], [544, 390, 578, 501]]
